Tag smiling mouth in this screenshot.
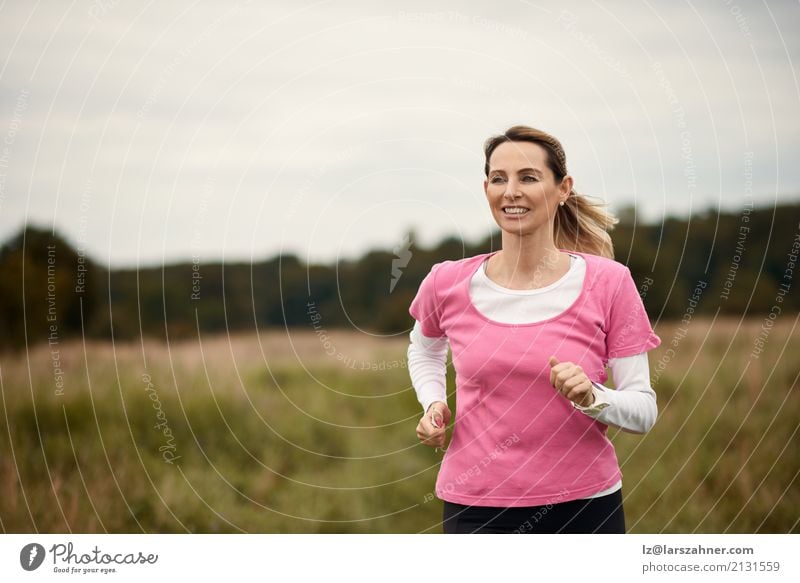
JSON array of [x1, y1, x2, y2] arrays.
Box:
[[502, 207, 530, 215]]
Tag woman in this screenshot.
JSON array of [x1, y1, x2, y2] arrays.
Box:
[[407, 125, 661, 534]]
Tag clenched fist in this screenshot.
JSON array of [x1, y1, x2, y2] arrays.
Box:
[[548, 356, 595, 408], [416, 401, 451, 450]]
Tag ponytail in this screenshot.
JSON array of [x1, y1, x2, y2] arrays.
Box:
[[555, 189, 618, 259]]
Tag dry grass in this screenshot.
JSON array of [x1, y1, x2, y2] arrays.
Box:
[[1, 316, 798, 533]]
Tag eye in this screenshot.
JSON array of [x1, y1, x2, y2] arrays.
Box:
[[490, 176, 505, 183], [522, 175, 538, 182]]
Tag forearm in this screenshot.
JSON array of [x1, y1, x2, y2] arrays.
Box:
[[574, 353, 658, 433], [589, 382, 657, 433], [407, 321, 449, 413]]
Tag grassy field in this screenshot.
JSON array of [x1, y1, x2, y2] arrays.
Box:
[[1, 316, 798, 533]]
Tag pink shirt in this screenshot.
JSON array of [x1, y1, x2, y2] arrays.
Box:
[[408, 249, 662, 507]]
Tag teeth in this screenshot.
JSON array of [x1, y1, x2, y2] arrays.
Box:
[[503, 207, 529, 215]]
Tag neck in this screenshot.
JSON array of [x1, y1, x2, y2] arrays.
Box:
[[497, 229, 563, 276]]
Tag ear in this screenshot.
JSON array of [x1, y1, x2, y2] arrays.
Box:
[[560, 175, 573, 196], [483, 179, 489, 200]]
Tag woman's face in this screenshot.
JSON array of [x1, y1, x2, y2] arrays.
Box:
[[483, 140, 571, 235]]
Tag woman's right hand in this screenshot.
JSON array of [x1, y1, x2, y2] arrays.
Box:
[[416, 401, 451, 449]]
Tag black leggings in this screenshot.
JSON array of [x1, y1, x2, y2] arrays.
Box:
[[442, 489, 626, 534]]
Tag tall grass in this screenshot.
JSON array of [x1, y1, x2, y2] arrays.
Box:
[[1, 317, 797, 533]]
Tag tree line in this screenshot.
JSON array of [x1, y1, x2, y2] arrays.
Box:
[[1, 200, 798, 352]]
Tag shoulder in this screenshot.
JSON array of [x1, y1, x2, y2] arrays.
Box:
[[429, 253, 488, 272], [577, 251, 627, 271], [428, 253, 488, 288], [574, 251, 628, 274], [573, 251, 633, 294]]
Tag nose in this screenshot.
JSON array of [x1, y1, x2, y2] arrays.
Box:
[[503, 179, 521, 200]]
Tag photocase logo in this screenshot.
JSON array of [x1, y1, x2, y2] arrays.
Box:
[[390, 233, 414, 293], [20, 543, 46, 571]]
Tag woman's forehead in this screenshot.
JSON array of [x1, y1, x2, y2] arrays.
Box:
[[489, 142, 548, 172]]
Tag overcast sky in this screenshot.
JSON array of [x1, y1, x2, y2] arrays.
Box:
[[0, 0, 798, 268]]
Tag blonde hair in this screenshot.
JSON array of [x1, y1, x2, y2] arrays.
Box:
[[483, 125, 619, 259]]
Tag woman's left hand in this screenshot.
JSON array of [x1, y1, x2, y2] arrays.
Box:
[[548, 356, 595, 408]]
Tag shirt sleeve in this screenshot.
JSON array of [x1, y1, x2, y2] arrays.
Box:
[[605, 266, 661, 359], [408, 262, 446, 338], [570, 354, 659, 434], [407, 320, 449, 414], [588, 352, 658, 433]]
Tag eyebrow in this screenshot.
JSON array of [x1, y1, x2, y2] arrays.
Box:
[[489, 167, 543, 176]]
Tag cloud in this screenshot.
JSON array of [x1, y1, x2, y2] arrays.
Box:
[[0, 0, 798, 266]]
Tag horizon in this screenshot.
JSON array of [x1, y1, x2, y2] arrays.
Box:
[[5, 193, 799, 270]]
